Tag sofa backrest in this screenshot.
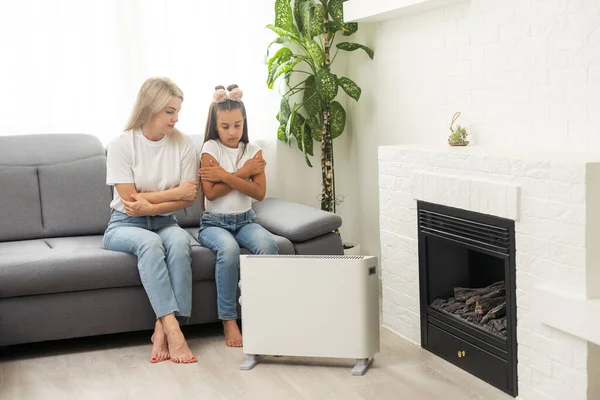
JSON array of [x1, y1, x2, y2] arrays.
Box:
[[172, 134, 204, 228], [0, 133, 205, 242], [0, 134, 113, 241]]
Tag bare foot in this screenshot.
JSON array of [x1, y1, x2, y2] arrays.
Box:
[[150, 320, 169, 363], [161, 315, 197, 364], [223, 320, 243, 347]]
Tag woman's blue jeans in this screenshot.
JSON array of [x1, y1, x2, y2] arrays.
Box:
[[198, 209, 278, 320], [103, 210, 192, 319]]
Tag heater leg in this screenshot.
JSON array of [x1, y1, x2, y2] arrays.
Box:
[[240, 354, 262, 371], [351, 357, 373, 376]]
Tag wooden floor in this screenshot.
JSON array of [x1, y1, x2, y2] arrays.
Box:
[[0, 323, 513, 400]]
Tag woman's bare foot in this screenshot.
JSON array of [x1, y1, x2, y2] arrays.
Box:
[[223, 320, 243, 347], [160, 314, 197, 364], [150, 320, 169, 363]]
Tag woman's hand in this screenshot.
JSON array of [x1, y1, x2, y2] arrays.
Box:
[[241, 154, 266, 177], [122, 193, 158, 216], [198, 159, 229, 182], [177, 180, 199, 201]]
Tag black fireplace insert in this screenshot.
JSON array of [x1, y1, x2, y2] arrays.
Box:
[[417, 201, 517, 396]]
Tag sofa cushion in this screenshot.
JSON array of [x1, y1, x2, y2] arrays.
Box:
[[39, 156, 113, 237], [0, 239, 50, 253], [0, 235, 215, 299], [252, 198, 342, 242], [0, 246, 139, 299], [0, 166, 44, 241]]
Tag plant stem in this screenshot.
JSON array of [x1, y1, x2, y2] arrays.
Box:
[[320, 10, 335, 213]]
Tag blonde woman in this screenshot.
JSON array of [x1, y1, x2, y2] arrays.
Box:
[[104, 77, 199, 364]]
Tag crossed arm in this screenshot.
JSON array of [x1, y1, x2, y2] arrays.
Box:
[[114, 181, 198, 217], [199, 151, 267, 202]]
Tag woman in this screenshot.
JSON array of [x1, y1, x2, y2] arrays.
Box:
[[104, 77, 199, 364]]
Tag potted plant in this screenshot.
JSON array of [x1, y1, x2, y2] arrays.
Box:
[[447, 112, 469, 146], [265, 0, 373, 254], [265, 0, 374, 215]]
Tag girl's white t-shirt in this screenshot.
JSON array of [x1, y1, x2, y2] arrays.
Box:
[[106, 129, 198, 215], [201, 139, 261, 214]]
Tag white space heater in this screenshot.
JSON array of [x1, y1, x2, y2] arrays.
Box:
[[239, 254, 380, 375]]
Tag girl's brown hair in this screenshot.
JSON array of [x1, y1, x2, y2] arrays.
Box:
[[203, 84, 249, 144]]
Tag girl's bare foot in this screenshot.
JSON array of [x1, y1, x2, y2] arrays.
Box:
[[160, 314, 197, 364], [223, 320, 242, 347], [150, 320, 169, 363]]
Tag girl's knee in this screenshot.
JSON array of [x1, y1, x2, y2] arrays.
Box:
[[216, 240, 240, 262], [256, 238, 278, 255]]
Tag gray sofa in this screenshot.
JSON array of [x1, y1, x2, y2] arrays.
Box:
[[0, 134, 343, 347]]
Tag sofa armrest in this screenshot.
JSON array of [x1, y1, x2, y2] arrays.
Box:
[[252, 198, 342, 242]]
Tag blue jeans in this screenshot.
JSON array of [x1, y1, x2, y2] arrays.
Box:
[[198, 209, 278, 320], [103, 210, 192, 319]]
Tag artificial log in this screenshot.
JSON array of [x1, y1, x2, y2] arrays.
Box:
[[486, 318, 507, 334], [454, 281, 504, 302], [480, 302, 506, 325], [430, 281, 508, 338], [475, 296, 505, 315]]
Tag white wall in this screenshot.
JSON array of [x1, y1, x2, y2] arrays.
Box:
[[345, 0, 600, 259]]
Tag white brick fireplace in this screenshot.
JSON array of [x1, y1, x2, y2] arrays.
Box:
[[378, 145, 600, 400]]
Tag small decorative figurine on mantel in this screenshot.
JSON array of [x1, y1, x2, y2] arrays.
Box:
[[447, 111, 469, 146]]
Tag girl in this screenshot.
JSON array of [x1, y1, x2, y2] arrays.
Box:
[[104, 77, 198, 364], [198, 84, 278, 347]]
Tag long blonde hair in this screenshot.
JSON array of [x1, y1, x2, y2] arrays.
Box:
[[125, 77, 184, 139]]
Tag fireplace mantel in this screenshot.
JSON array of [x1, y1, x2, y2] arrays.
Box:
[[378, 144, 600, 399], [344, 0, 470, 23]]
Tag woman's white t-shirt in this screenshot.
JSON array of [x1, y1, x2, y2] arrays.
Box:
[[201, 139, 261, 214], [106, 129, 198, 215]]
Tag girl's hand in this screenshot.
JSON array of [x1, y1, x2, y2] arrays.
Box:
[[177, 180, 199, 201], [199, 159, 228, 182], [122, 193, 158, 216], [242, 153, 266, 177]]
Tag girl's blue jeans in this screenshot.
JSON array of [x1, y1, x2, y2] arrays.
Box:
[[103, 210, 192, 319], [198, 209, 278, 320]]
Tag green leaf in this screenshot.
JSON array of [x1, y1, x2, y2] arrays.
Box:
[[275, 0, 293, 31], [338, 77, 362, 101], [304, 153, 313, 167], [342, 22, 358, 35], [315, 70, 338, 100], [328, 0, 344, 24], [265, 37, 291, 62], [304, 120, 314, 156], [330, 101, 346, 139], [290, 110, 305, 144], [279, 98, 291, 125], [270, 57, 303, 88], [267, 62, 279, 87], [307, 115, 322, 142], [305, 39, 324, 67], [300, 120, 314, 167], [285, 103, 300, 146], [277, 124, 288, 143], [267, 47, 293, 70], [336, 42, 374, 59], [266, 24, 301, 43], [294, 0, 309, 32], [310, 4, 325, 37], [303, 76, 321, 117]]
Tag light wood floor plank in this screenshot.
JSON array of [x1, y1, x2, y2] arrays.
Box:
[[0, 324, 514, 400]]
